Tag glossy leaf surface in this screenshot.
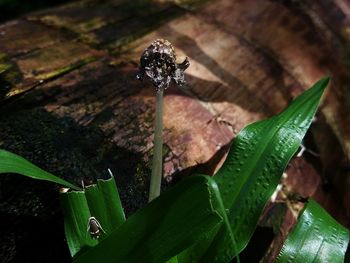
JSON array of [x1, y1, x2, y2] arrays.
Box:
[[85, 178, 125, 235], [0, 149, 79, 190], [181, 77, 330, 262], [276, 199, 349, 263], [73, 175, 224, 263], [61, 191, 97, 257], [61, 177, 125, 257]]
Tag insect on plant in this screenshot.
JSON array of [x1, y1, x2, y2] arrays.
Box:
[[81, 176, 108, 240], [87, 216, 106, 239]]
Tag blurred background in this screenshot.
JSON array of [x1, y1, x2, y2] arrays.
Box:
[[0, 0, 350, 262], [0, 0, 71, 22]]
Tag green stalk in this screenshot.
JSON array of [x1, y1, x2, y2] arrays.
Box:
[[149, 88, 164, 202]]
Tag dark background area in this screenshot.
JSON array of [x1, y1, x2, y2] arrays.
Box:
[[0, 0, 70, 22]]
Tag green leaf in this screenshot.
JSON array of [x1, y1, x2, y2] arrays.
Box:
[[73, 175, 224, 263], [60, 191, 98, 257], [167, 257, 178, 263], [61, 177, 125, 257], [276, 199, 349, 263], [181, 77, 330, 262], [0, 149, 79, 190], [85, 177, 125, 234]]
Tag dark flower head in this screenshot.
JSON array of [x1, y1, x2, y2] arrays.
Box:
[[137, 39, 190, 91]]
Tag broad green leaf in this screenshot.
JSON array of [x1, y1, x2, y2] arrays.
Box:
[[85, 177, 125, 234], [60, 191, 98, 257], [73, 175, 224, 263], [276, 199, 349, 263], [181, 77, 330, 262], [0, 149, 79, 190], [61, 177, 125, 256], [167, 257, 178, 263]]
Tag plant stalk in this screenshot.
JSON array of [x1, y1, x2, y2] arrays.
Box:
[[149, 88, 164, 202]]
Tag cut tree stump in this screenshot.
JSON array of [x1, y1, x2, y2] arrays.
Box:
[[0, 0, 349, 262]]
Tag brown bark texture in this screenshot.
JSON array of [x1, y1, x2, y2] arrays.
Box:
[[0, 0, 350, 262]]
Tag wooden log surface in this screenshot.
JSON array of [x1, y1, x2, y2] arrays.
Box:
[[0, 0, 350, 262]]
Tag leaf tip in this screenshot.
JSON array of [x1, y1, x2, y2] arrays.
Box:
[[318, 76, 331, 89]]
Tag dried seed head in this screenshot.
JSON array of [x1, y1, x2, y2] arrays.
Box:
[[137, 39, 190, 91]]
